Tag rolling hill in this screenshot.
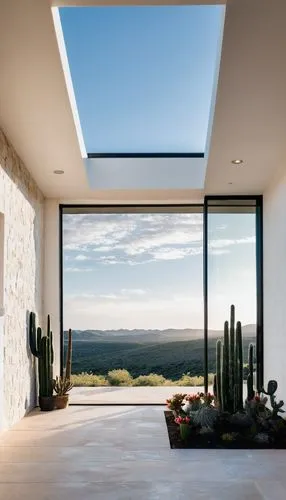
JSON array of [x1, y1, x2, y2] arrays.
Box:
[[64, 327, 256, 380]]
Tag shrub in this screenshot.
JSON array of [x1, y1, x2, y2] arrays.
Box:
[[175, 374, 204, 386], [107, 369, 133, 386], [71, 373, 108, 387], [132, 374, 168, 386]]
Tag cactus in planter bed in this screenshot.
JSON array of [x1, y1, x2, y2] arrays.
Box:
[[192, 406, 219, 429], [247, 343, 255, 401], [29, 312, 54, 399], [215, 305, 245, 413], [262, 380, 285, 418]]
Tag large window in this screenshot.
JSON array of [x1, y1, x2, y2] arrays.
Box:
[[60, 198, 263, 403], [62, 207, 205, 402]]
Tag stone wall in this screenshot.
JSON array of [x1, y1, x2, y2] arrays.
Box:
[[0, 128, 44, 430]]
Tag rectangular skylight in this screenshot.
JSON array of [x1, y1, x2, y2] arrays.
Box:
[[59, 6, 225, 156]]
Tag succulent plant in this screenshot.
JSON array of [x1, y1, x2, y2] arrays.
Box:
[[221, 432, 237, 442], [52, 376, 73, 396], [29, 312, 54, 398], [191, 406, 219, 429]]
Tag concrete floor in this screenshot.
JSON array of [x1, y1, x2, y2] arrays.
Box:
[[70, 385, 204, 404], [0, 405, 286, 499]]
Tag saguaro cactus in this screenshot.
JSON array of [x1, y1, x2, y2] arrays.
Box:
[[215, 305, 245, 413], [29, 312, 54, 398]]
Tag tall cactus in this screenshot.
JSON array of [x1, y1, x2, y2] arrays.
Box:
[[223, 321, 230, 411], [64, 328, 72, 380], [235, 321, 244, 410], [247, 343, 255, 401], [29, 312, 54, 398], [215, 339, 222, 409], [215, 305, 245, 413], [229, 305, 236, 406]]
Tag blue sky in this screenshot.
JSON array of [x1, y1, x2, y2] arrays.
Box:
[[63, 212, 256, 331], [59, 5, 224, 153]]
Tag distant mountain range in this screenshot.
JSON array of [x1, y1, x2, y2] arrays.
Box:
[[64, 325, 256, 344]]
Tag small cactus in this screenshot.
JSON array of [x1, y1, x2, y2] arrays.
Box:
[[53, 329, 73, 397], [262, 380, 285, 418], [191, 406, 219, 429]]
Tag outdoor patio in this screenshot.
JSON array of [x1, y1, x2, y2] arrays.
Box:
[[0, 405, 286, 499], [70, 386, 207, 405]]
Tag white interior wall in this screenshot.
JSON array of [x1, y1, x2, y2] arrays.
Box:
[[263, 170, 286, 399], [43, 199, 61, 377]]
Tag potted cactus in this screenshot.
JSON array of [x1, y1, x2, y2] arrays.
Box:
[[29, 312, 55, 411], [53, 328, 73, 409], [53, 376, 73, 409]]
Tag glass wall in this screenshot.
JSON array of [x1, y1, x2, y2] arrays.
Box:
[[60, 198, 263, 402], [62, 206, 204, 403], [205, 197, 262, 393]]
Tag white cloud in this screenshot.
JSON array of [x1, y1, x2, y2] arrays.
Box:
[[64, 267, 93, 273], [150, 246, 202, 261], [121, 288, 147, 296], [63, 213, 255, 267], [99, 294, 125, 301], [209, 249, 230, 256], [209, 236, 255, 249], [74, 254, 90, 261]]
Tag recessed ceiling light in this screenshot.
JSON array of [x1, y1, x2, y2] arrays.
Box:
[[231, 159, 243, 165], [53, 169, 64, 175]]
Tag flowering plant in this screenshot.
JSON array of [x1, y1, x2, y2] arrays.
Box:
[[185, 393, 203, 403], [253, 393, 268, 405], [166, 393, 187, 413], [203, 393, 215, 406], [245, 392, 270, 419], [185, 392, 215, 411], [175, 415, 190, 425]]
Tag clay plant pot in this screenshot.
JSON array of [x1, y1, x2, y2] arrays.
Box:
[[55, 394, 69, 410], [39, 396, 56, 412]]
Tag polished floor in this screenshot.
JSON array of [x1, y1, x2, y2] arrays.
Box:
[[70, 385, 203, 404], [0, 405, 286, 499]]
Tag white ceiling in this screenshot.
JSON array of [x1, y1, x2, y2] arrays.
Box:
[[0, 0, 286, 201]]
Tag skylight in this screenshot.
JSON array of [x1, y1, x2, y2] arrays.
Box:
[[59, 6, 225, 156]]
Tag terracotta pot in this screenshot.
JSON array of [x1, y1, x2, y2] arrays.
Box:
[[55, 395, 69, 410], [39, 396, 56, 412]]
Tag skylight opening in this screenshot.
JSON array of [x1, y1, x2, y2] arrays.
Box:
[[58, 5, 225, 157]]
